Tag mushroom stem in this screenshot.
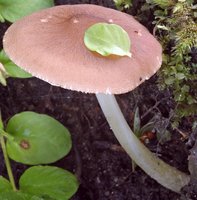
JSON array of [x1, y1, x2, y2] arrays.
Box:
[[96, 93, 190, 193]]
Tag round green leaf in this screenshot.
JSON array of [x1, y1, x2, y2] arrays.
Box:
[[0, 50, 32, 78], [0, 176, 12, 192], [20, 166, 79, 200], [0, 0, 54, 23], [6, 112, 72, 165], [0, 191, 43, 200], [84, 23, 131, 57]]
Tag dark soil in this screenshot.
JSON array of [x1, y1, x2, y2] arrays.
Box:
[[0, 0, 194, 199]]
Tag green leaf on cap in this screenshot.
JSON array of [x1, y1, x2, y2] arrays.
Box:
[[0, 0, 54, 23], [19, 166, 79, 200], [84, 23, 131, 57], [6, 111, 72, 165]]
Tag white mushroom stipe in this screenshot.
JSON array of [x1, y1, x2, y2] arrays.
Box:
[[96, 94, 190, 193]]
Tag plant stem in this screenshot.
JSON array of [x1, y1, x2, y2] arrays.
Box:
[[0, 129, 14, 140], [0, 13, 5, 23], [96, 93, 190, 193], [0, 136, 17, 191]]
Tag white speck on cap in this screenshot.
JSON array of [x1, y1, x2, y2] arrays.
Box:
[[40, 18, 48, 23], [3, 5, 162, 94], [137, 30, 142, 36], [73, 18, 79, 23]]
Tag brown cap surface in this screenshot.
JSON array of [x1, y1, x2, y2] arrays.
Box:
[[3, 4, 162, 94]]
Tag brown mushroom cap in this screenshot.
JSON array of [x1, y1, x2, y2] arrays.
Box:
[[3, 4, 162, 94]]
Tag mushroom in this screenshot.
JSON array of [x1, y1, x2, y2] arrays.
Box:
[[3, 4, 190, 192]]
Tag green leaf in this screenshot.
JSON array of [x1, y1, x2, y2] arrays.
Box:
[[0, 176, 12, 192], [4, 62, 32, 78], [114, 0, 132, 10], [133, 107, 141, 137], [188, 131, 197, 190], [151, 0, 174, 8], [156, 25, 169, 31], [84, 23, 131, 57], [0, 0, 54, 23], [164, 76, 174, 85], [0, 71, 7, 86], [0, 191, 44, 200], [0, 13, 4, 22], [20, 166, 79, 200], [173, 3, 183, 13], [181, 85, 190, 93], [0, 111, 3, 129], [6, 112, 72, 165], [0, 50, 32, 78], [140, 122, 154, 136], [176, 73, 185, 80]]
